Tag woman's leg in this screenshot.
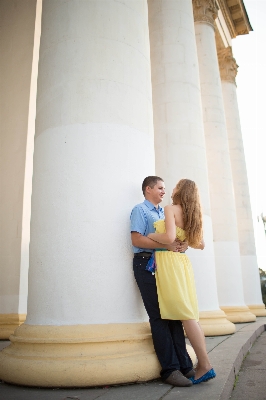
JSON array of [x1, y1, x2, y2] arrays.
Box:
[[181, 319, 212, 379], [133, 257, 192, 381]]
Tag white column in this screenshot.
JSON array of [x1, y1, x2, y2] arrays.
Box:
[[0, 0, 159, 387], [192, 0, 255, 323], [0, 0, 40, 338], [219, 47, 266, 317], [148, 0, 235, 336]]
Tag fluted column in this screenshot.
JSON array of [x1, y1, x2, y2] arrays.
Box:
[[0, 0, 40, 338], [148, 0, 235, 335], [192, 0, 255, 323], [0, 0, 161, 387], [219, 47, 266, 317]]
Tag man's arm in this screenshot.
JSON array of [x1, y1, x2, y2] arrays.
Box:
[[130, 204, 188, 252], [131, 232, 183, 252]]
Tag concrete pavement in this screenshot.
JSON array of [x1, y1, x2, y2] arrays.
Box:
[[0, 318, 265, 400], [230, 330, 266, 400]]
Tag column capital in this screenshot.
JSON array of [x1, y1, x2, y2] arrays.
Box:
[[218, 46, 238, 84], [192, 0, 219, 29]]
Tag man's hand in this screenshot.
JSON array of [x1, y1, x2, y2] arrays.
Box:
[[166, 240, 188, 252], [176, 239, 188, 252]]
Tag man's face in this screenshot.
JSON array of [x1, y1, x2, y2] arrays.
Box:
[[146, 180, 166, 205]]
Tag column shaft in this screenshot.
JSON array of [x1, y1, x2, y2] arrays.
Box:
[[148, 0, 235, 335], [193, 0, 255, 323], [219, 47, 266, 316], [0, 0, 159, 386], [0, 0, 39, 338]]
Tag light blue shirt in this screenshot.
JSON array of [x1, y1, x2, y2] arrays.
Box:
[[130, 199, 165, 253]]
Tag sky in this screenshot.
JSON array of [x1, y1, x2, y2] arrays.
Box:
[[232, 0, 266, 268]]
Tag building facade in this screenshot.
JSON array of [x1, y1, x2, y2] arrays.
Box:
[[0, 0, 265, 387]]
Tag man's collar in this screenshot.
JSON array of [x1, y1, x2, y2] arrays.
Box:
[[144, 199, 163, 211]]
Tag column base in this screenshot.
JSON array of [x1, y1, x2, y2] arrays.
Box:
[[0, 322, 196, 387], [248, 304, 266, 317], [199, 309, 236, 336], [0, 314, 26, 339], [220, 306, 256, 323]]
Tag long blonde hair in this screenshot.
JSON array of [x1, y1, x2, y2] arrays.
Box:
[[172, 179, 203, 247]]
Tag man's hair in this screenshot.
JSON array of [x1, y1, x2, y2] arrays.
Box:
[[142, 176, 164, 196]]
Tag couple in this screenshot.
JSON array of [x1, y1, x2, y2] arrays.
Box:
[[130, 176, 216, 387]]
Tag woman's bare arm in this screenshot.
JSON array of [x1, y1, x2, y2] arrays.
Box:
[[147, 206, 177, 244], [131, 232, 181, 252]]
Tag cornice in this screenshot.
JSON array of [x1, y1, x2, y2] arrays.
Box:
[[217, 0, 253, 38], [216, 0, 237, 38], [218, 46, 238, 84]]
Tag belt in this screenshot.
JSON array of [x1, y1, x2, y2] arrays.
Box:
[[134, 252, 152, 259]]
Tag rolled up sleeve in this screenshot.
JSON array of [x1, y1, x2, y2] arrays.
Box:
[[130, 206, 147, 236]]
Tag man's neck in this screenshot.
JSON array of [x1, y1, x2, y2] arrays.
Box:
[[145, 197, 160, 209]]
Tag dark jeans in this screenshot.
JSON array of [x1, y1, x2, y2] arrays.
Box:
[[133, 255, 192, 380]]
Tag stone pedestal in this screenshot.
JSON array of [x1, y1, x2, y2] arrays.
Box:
[[219, 47, 266, 317], [0, 0, 40, 338], [0, 324, 196, 387], [0, 0, 161, 387], [148, 0, 235, 335], [192, 0, 255, 323]]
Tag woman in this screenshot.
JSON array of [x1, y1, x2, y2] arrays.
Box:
[[147, 179, 216, 385]]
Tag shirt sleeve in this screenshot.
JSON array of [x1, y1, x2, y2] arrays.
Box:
[[130, 205, 147, 235]]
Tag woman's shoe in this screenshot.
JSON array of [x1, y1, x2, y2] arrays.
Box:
[[189, 368, 216, 384]]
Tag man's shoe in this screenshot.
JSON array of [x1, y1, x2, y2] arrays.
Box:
[[164, 370, 193, 387], [184, 369, 195, 379]]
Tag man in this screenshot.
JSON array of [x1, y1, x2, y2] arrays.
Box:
[[130, 176, 194, 387]]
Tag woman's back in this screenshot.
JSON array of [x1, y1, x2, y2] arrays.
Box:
[[165, 204, 184, 230]]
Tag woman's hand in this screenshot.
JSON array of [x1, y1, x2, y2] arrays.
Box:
[[176, 239, 188, 252]]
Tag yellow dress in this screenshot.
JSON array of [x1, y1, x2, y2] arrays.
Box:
[[154, 220, 199, 321]]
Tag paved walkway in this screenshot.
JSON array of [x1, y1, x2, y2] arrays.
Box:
[[0, 318, 265, 400], [230, 330, 266, 400]]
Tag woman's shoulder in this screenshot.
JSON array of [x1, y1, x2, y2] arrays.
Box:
[[164, 204, 182, 214]]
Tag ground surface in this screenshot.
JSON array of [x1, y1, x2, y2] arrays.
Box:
[[230, 331, 266, 400], [0, 319, 266, 400]]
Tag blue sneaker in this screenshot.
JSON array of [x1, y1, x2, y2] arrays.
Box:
[[189, 368, 216, 384]]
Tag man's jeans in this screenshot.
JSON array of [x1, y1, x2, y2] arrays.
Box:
[[133, 255, 193, 380]]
